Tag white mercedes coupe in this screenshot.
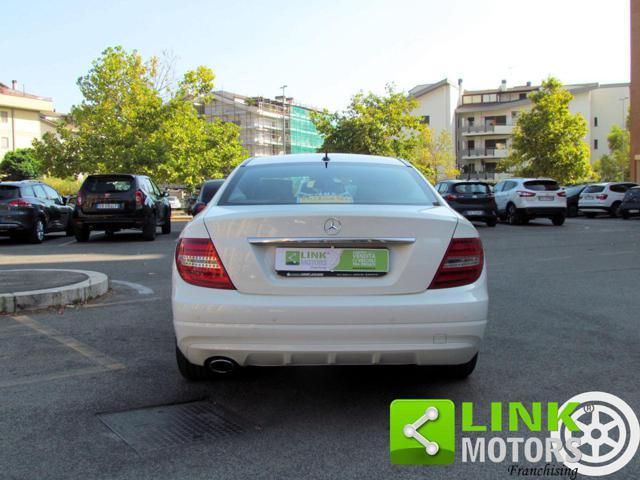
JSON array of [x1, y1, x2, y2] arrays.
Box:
[[172, 154, 488, 380]]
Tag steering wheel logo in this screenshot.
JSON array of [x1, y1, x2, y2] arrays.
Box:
[[550, 392, 639, 476]]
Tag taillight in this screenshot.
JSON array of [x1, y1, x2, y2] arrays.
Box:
[[596, 194, 608, 200], [135, 190, 145, 207], [429, 237, 484, 289], [193, 202, 206, 215], [8, 199, 32, 207], [175, 238, 235, 289], [517, 190, 535, 197], [444, 194, 457, 201], [557, 191, 566, 197], [76, 192, 83, 207]]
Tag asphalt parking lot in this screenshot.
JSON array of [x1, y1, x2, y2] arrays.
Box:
[[1, 217, 639, 480]]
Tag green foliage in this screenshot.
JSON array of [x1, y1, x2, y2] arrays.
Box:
[[499, 77, 592, 184], [412, 128, 458, 183], [594, 125, 630, 181], [0, 148, 42, 180], [33, 46, 246, 188], [38, 175, 82, 196], [311, 85, 424, 160]]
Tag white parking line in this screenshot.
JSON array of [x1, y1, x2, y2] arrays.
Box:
[[110, 280, 154, 295], [597, 250, 637, 256], [57, 239, 77, 247]]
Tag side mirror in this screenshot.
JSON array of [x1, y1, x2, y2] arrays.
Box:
[[62, 196, 69, 205]]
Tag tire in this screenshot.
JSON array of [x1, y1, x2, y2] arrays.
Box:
[[28, 218, 45, 244], [584, 212, 597, 218], [552, 214, 566, 226], [610, 202, 622, 218], [161, 213, 171, 234], [507, 204, 521, 225], [65, 218, 74, 236], [176, 345, 209, 381], [142, 213, 157, 241], [442, 354, 478, 379], [486, 219, 497, 227], [75, 225, 90, 242]]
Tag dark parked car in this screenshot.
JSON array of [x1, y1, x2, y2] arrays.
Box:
[[191, 179, 225, 216], [564, 184, 587, 217], [435, 180, 498, 227], [0, 180, 74, 243], [620, 186, 640, 219], [73, 174, 171, 242]]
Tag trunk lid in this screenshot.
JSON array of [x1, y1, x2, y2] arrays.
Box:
[[203, 204, 459, 295]]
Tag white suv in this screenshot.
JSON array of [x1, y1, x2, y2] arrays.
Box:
[[578, 182, 639, 218], [493, 178, 567, 226]]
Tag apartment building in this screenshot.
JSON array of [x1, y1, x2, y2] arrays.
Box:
[[408, 78, 460, 139], [203, 91, 323, 157], [0, 81, 58, 161], [455, 81, 630, 178]]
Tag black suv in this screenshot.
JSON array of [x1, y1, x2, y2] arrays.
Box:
[[0, 180, 74, 243], [435, 180, 498, 227], [74, 174, 171, 242], [620, 186, 640, 219], [191, 179, 225, 215]]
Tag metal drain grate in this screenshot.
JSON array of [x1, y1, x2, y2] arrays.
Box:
[[98, 400, 254, 452]]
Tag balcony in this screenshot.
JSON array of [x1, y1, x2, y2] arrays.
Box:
[[461, 124, 514, 136], [461, 148, 509, 160]]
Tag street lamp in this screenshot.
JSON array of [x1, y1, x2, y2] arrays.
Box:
[[281, 85, 287, 155]]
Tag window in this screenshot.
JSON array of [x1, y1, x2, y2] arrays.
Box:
[[33, 185, 47, 199], [583, 185, 605, 194], [21, 185, 35, 197], [594, 117, 598, 127], [219, 162, 438, 206], [503, 181, 517, 191], [0, 186, 20, 200], [482, 94, 497, 103], [1, 137, 9, 148], [493, 182, 504, 192], [454, 183, 490, 194], [0, 111, 8, 123], [83, 175, 134, 193], [43, 185, 62, 203], [420, 115, 430, 125], [519, 93, 527, 100], [594, 139, 598, 149], [523, 180, 560, 191]]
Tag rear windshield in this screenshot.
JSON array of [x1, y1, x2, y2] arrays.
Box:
[[83, 176, 133, 193], [523, 180, 560, 191], [218, 162, 438, 206], [0, 186, 20, 200], [583, 185, 605, 193], [200, 181, 225, 203], [453, 183, 490, 194], [625, 188, 640, 200]]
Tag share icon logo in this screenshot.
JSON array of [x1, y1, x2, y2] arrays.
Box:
[[390, 399, 455, 465]]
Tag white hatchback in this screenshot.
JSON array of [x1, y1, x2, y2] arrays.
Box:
[[578, 182, 639, 218], [493, 178, 567, 225], [172, 154, 488, 380]]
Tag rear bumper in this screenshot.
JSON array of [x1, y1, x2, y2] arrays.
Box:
[[74, 211, 148, 230], [0, 222, 29, 234], [172, 267, 489, 367], [579, 204, 611, 212], [0, 212, 34, 234], [516, 207, 565, 217]]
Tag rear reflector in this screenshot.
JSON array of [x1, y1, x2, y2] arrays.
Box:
[[429, 237, 484, 289], [175, 238, 235, 289], [557, 191, 566, 197]]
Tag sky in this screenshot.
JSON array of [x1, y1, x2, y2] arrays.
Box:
[[1, 0, 631, 113]]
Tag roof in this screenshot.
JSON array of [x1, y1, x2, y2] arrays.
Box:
[[244, 153, 407, 167], [0, 180, 42, 186], [0, 82, 52, 102], [408, 79, 457, 98]]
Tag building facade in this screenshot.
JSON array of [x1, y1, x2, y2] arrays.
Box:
[[0, 81, 58, 161], [408, 78, 460, 140], [631, 0, 640, 182], [204, 91, 323, 157]]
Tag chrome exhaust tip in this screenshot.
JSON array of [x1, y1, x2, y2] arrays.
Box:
[[205, 357, 237, 375]]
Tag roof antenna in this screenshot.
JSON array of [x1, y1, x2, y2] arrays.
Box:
[[322, 150, 330, 168]]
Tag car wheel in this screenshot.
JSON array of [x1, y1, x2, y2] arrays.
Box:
[[28, 218, 45, 244], [507, 204, 521, 225], [142, 213, 157, 241], [176, 344, 209, 381], [552, 214, 565, 226], [161, 213, 171, 234], [65, 218, 75, 236], [584, 212, 597, 218], [610, 202, 622, 218], [442, 354, 478, 379], [75, 226, 90, 242]]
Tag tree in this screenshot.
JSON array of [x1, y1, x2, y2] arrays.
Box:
[[593, 125, 630, 181], [311, 85, 424, 160], [0, 148, 42, 180], [499, 77, 592, 184], [33, 46, 246, 188], [412, 128, 458, 183]]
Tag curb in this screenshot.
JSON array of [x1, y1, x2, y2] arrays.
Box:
[[0, 269, 109, 314]]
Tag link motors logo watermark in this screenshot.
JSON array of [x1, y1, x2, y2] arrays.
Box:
[[390, 392, 639, 477]]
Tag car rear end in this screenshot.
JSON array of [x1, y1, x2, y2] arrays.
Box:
[[621, 187, 640, 218], [172, 155, 488, 373], [0, 184, 37, 237], [513, 179, 566, 219], [578, 184, 611, 214], [444, 182, 497, 225], [74, 175, 148, 231]]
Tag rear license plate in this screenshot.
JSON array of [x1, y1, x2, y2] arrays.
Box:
[[538, 196, 554, 201], [630, 209, 639, 213], [466, 210, 484, 216], [96, 203, 122, 209], [275, 247, 389, 276], [583, 195, 594, 200]]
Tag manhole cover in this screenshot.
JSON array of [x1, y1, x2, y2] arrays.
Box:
[[98, 400, 256, 452]]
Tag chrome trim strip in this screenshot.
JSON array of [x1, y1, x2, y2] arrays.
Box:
[[248, 237, 416, 245]]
